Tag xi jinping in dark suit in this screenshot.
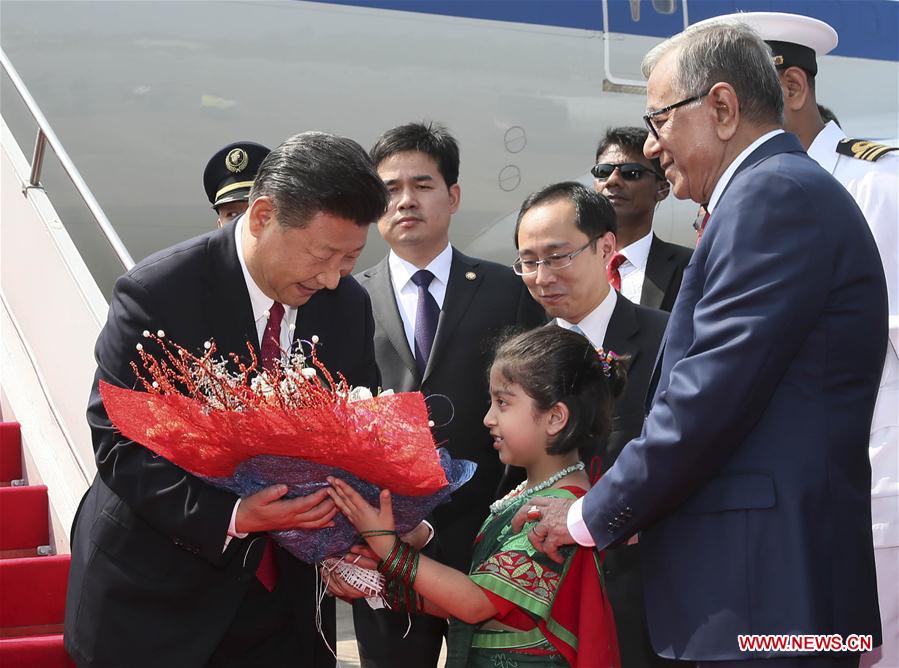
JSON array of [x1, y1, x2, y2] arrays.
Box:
[[64, 132, 388, 668]]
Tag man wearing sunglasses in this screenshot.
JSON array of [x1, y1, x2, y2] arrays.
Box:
[[592, 126, 693, 313]]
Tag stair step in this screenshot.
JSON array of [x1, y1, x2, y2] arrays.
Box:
[[0, 486, 49, 551], [0, 423, 23, 484], [0, 556, 70, 630], [0, 549, 52, 560], [0, 623, 65, 639], [0, 633, 76, 667]]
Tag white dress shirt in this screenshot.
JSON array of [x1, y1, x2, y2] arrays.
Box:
[[387, 243, 453, 354], [567, 129, 784, 547], [226, 218, 299, 543], [235, 217, 298, 354], [706, 129, 784, 214], [555, 288, 617, 348], [616, 232, 653, 305]]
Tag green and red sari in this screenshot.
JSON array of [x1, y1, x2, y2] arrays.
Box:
[[445, 487, 620, 668]]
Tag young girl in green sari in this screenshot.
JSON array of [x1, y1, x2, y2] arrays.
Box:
[[328, 326, 624, 667]]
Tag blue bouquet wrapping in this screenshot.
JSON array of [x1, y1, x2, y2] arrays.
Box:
[[207, 448, 476, 562]]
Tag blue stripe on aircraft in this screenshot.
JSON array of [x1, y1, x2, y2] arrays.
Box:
[[311, 0, 898, 62]]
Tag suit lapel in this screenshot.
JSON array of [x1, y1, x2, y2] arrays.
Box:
[[206, 219, 260, 368], [602, 296, 641, 373], [365, 258, 417, 377], [423, 250, 481, 382], [641, 235, 673, 310]]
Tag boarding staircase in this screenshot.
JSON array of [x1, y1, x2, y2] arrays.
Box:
[[1, 47, 134, 667], [0, 422, 75, 667]]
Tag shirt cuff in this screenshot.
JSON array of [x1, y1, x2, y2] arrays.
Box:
[[224, 499, 248, 552], [567, 496, 596, 547], [420, 520, 435, 548]]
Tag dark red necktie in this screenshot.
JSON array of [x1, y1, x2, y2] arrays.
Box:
[[697, 208, 711, 244], [255, 301, 284, 591], [607, 252, 627, 291]]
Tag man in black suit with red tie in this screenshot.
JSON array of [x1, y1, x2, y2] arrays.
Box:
[[64, 132, 388, 667], [593, 126, 692, 313]]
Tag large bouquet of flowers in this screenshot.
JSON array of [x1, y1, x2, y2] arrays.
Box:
[[100, 331, 475, 562]]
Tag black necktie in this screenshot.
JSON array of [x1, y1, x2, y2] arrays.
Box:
[[411, 270, 440, 376]]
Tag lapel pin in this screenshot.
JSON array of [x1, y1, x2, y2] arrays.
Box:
[[465, 271, 477, 281]]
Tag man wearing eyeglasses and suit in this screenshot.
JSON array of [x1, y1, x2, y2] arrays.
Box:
[[514, 181, 673, 668], [520, 20, 885, 666], [593, 126, 693, 313]]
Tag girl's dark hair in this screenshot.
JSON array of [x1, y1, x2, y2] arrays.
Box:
[[491, 326, 627, 456]]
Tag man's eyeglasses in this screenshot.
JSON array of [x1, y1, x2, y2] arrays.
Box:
[[591, 162, 661, 182], [643, 88, 711, 139], [512, 238, 599, 276]]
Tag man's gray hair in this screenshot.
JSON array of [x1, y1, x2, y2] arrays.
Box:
[[642, 21, 783, 125]]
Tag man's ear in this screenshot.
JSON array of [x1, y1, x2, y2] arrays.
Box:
[[598, 230, 617, 263], [448, 183, 461, 215], [546, 401, 570, 437], [247, 196, 274, 238], [656, 180, 670, 202], [709, 82, 740, 142], [780, 66, 811, 112]]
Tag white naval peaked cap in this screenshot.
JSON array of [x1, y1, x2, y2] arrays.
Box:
[[691, 12, 838, 75]]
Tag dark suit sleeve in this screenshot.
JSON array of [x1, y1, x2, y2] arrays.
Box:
[[514, 278, 547, 328], [88, 273, 239, 564], [582, 169, 832, 548], [361, 286, 382, 390]]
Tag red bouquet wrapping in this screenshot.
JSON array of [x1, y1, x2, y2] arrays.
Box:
[[96, 333, 476, 562], [99, 381, 446, 496]]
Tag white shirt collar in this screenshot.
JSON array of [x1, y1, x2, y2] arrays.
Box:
[[807, 121, 844, 175], [619, 231, 653, 271], [556, 288, 618, 348], [707, 129, 784, 213], [387, 243, 453, 294], [234, 217, 296, 329]]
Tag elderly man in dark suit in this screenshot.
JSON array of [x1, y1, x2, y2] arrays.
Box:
[[593, 126, 692, 313], [64, 132, 388, 668], [512, 180, 671, 668], [519, 20, 886, 668], [349, 121, 545, 668]]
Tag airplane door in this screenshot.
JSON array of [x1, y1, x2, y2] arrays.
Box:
[[601, 0, 689, 90]]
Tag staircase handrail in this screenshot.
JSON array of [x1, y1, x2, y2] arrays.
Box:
[[1, 47, 134, 271]]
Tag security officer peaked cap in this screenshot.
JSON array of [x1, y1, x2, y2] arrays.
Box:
[[203, 141, 270, 209]]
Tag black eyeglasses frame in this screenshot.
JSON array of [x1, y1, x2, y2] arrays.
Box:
[[512, 237, 600, 276], [643, 88, 712, 139]]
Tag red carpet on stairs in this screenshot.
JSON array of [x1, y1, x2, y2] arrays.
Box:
[[0, 422, 76, 667], [0, 422, 23, 484]]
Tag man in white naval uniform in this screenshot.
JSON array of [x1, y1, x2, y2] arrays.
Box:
[[694, 12, 898, 667]]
